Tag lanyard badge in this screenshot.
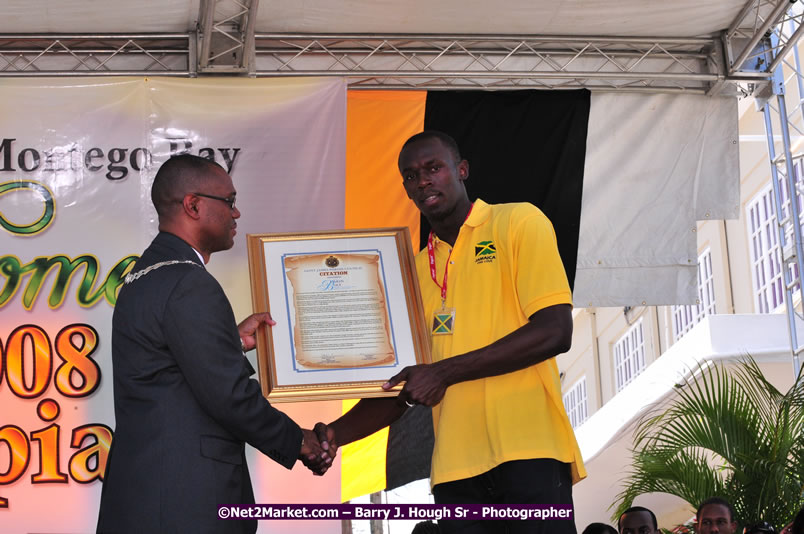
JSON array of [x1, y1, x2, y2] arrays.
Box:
[[427, 203, 472, 337], [428, 231, 456, 336], [432, 306, 456, 335]]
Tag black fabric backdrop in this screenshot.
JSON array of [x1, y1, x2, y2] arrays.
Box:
[[421, 89, 589, 289]]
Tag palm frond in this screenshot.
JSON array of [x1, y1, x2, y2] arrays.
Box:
[[612, 357, 804, 528]]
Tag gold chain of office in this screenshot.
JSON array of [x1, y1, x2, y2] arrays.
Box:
[[123, 260, 200, 284]]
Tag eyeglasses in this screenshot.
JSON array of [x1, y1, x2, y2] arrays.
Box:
[[193, 192, 236, 210]]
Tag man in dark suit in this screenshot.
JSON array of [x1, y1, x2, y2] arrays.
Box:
[[97, 155, 331, 533]]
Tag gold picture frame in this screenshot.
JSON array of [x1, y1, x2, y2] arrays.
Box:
[[247, 227, 431, 402]]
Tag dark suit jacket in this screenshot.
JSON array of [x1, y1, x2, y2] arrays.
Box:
[[97, 232, 302, 534]]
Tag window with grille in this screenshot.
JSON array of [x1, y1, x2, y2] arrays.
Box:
[[614, 318, 645, 392], [747, 185, 786, 313], [671, 248, 716, 341], [562, 376, 588, 429]]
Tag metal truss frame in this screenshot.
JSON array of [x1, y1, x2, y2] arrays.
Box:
[[724, 0, 800, 73], [763, 95, 804, 379], [0, 0, 798, 94], [198, 0, 259, 73], [252, 33, 724, 93], [0, 32, 766, 93], [0, 31, 748, 93], [756, 5, 804, 379], [0, 34, 192, 76]]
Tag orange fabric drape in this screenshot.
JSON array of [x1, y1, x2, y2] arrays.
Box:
[[341, 90, 426, 502], [344, 90, 425, 243]]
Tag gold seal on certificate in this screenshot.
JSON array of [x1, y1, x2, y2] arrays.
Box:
[[283, 252, 395, 369]]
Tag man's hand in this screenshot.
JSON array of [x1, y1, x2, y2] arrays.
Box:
[[237, 312, 275, 352], [298, 428, 333, 476], [313, 422, 339, 459], [383, 363, 450, 407], [379, 305, 573, 406]]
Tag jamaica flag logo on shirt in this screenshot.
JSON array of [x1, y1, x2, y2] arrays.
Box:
[[474, 240, 497, 264]]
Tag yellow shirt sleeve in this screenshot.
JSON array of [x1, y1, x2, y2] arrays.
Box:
[[510, 206, 573, 318]]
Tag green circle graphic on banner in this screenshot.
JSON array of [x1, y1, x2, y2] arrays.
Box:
[[0, 180, 55, 235]]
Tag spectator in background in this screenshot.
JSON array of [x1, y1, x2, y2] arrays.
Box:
[[618, 506, 659, 534], [582, 523, 617, 534], [412, 521, 441, 534], [696, 497, 738, 534]]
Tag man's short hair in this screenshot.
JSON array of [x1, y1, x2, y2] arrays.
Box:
[[618, 506, 658, 531], [411, 520, 440, 534], [582, 522, 618, 534], [696, 497, 735, 522], [400, 130, 462, 164], [151, 154, 223, 218]]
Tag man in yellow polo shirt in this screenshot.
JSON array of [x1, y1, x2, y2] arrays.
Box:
[[318, 130, 585, 533]]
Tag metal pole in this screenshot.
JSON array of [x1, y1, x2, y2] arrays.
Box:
[[254, 32, 714, 45], [762, 106, 799, 377], [768, 17, 804, 73], [775, 92, 804, 378]]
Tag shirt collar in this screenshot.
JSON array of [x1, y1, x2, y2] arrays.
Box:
[[191, 246, 205, 264], [430, 199, 490, 248], [464, 198, 491, 228]]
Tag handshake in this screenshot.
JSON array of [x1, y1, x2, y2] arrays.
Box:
[[242, 313, 451, 477], [292, 361, 450, 476], [298, 422, 338, 476], [241, 313, 446, 476]]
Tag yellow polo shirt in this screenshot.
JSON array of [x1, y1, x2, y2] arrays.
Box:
[[416, 199, 586, 487]]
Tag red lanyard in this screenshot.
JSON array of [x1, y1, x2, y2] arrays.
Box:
[[426, 204, 473, 303], [427, 232, 452, 302]]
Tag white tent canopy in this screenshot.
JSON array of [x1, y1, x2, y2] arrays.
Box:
[[0, 0, 756, 36], [0, 1, 791, 94]]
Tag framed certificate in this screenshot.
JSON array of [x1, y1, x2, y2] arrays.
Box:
[[246, 228, 431, 402]]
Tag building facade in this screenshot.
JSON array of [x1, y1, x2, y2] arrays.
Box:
[[563, 92, 803, 528]]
